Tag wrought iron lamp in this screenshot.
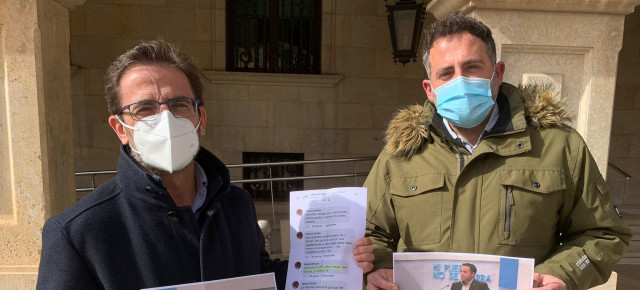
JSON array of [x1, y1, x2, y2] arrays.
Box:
[[385, 0, 426, 65]]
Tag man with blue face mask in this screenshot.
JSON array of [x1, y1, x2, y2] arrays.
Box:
[[363, 12, 630, 290], [36, 39, 375, 290]]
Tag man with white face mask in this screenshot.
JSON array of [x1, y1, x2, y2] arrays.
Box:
[[363, 12, 630, 290], [37, 39, 374, 290]]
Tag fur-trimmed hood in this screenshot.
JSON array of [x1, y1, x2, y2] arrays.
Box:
[[384, 83, 572, 159]]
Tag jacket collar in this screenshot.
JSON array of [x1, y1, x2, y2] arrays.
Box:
[[192, 146, 231, 212], [383, 82, 571, 159], [115, 145, 232, 208]]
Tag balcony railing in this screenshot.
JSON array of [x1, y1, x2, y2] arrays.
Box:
[[75, 156, 377, 257]]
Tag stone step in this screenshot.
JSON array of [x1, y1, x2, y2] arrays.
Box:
[[620, 207, 640, 265], [620, 208, 640, 265], [624, 218, 640, 228], [619, 257, 640, 264], [628, 241, 640, 253], [623, 249, 638, 255], [612, 264, 640, 290], [627, 226, 640, 240], [619, 207, 640, 224]]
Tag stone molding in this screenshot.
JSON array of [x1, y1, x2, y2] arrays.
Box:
[[501, 44, 593, 135], [202, 71, 344, 88], [427, 0, 640, 19], [54, 0, 86, 9], [0, 24, 13, 225]]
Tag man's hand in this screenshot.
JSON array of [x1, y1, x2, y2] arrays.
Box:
[[353, 237, 375, 273], [367, 269, 398, 290], [531, 273, 566, 290]]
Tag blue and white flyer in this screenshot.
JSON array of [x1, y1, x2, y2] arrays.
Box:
[[394, 252, 534, 290]]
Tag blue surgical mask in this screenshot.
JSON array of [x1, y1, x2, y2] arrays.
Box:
[[434, 73, 495, 128]]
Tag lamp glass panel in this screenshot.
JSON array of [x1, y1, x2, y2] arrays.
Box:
[[393, 9, 417, 50]]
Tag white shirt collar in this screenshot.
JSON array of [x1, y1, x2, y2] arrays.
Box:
[[443, 105, 500, 153]]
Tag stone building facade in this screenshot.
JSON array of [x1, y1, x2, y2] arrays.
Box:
[[0, 0, 638, 288]]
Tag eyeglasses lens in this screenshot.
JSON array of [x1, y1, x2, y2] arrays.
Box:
[[128, 99, 198, 120]]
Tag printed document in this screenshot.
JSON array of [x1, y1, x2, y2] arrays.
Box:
[[285, 187, 367, 290]]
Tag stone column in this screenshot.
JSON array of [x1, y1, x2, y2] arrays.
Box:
[[426, 0, 640, 175], [0, 0, 84, 288]]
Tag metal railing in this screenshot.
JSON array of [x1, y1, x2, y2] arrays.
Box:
[[226, 156, 376, 247], [76, 158, 633, 194], [228, 157, 376, 183], [75, 157, 377, 247], [609, 160, 632, 180], [75, 170, 118, 193], [75, 156, 377, 193]]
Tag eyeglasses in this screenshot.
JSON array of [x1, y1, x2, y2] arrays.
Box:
[[117, 98, 201, 121]]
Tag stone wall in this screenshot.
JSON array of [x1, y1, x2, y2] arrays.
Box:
[[0, 0, 79, 287], [70, 0, 430, 193], [69, 0, 432, 257], [608, 6, 640, 209], [70, 0, 217, 189]]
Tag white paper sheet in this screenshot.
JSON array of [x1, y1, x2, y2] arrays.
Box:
[[141, 273, 276, 290], [285, 187, 367, 290]]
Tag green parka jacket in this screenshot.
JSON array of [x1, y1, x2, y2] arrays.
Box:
[[364, 83, 631, 290]]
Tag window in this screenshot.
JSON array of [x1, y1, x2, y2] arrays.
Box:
[[242, 152, 304, 201], [226, 0, 321, 74]]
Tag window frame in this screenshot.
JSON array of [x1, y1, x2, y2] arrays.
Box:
[[225, 0, 322, 74]]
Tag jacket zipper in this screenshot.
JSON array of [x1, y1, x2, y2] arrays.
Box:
[[199, 202, 221, 280], [504, 186, 514, 239]]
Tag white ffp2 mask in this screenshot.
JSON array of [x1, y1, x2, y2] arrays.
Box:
[[119, 110, 200, 173]]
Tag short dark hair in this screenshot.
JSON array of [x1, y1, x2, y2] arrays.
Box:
[[421, 12, 496, 78], [105, 38, 203, 115], [462, 263, 477, 274]]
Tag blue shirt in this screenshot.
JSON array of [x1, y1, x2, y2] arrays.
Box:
[[191, 161, 208, 213], [151, 161, 208, 213], [443, 106, 500, 153]]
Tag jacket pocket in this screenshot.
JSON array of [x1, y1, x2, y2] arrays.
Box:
[[498, 170, 565, 246], [390, 173, 445, 246], [593, 175, 616, 222]]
